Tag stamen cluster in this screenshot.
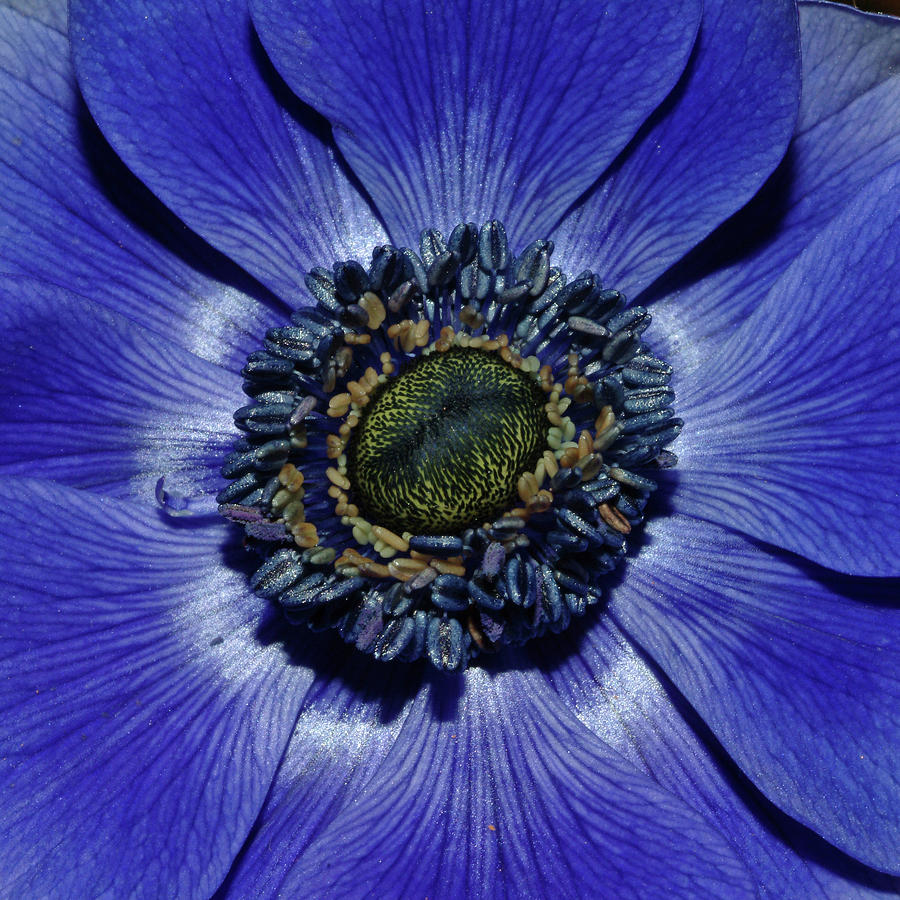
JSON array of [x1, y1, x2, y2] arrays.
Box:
[[219, 221, 680, 670]]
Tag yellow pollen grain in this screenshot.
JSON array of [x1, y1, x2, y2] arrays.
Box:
[[360, 291, 387, 329], [372, 525, 410, 552], [277, 463, 304, 491], [347, 380, 368, 404], [282, 500, 305, 523], [271, 488, 292, 511], [542, 450, 559, 478], [386, 320, 404, 344], [352, 524, 371, 545], [374, 541, 399, 559], [402, 325, 419, 353], [357, 558, 391, 579], [578, 430, 593, 458], [387, 557, 428, 581], [598, 501, 632, 535], [558, 447, 580, 469], [335, 346, 353, 377], [326, 434, 345, 459], [308, 547, 336, 565], [292, 522, 319, 548], [595, 405, 615, 432], [326, 467, 351, 490], [517, 471, 539, 503], [413, 318, 431, 347], [327, 395, 351, 418], [460, 305, 484, 329]]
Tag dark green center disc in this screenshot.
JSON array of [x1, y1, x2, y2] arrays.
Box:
[[347, 347, 550, 535]]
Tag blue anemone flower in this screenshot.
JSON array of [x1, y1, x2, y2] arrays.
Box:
[[2, 0, 899, 895]]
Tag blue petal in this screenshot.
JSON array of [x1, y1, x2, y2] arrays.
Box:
[[0, 279, 236, 504], [551, 0, 800, 298], [218, 648, 421, 897], [0, 479, 312, 897], [0, 4, 280, 370], [250, 0, 700, 245], [2, 1, 64, 30], [610, 512, 900, 875], [673, 162, 900, 576], [223, 664, 754, 897], [68, 0, 387, 306], [536, 619, 900, 897], [649, 1, 900, 353]]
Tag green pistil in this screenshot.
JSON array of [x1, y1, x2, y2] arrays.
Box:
[[347, 347, 549, 534]]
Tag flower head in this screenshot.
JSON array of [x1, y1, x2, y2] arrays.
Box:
[[1, 0, 899, 896]]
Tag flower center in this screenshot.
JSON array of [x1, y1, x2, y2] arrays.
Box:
[[218, 220, 681, 671], [348, 347, 549, 535]]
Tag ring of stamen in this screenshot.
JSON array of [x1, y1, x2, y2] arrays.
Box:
[[219, 220, 680, 671]]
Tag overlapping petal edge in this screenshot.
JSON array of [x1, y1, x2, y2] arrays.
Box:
[[4, 4, 897, 892]]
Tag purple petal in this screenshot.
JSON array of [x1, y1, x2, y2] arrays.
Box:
[[0, 4, 280, 370], [251, 0, 700, 245], [68, 0, 387, 306], [610, 512, 900, 874], [552, 0, 800, 298], [536, 619, 900, 896], [0, 279, 236, 503], [218, 650, 420, 897], [0, 479, 312, 897], [673, 163, 900, 575], [226, 665, 754, 897], [649, 1, 900, 351]]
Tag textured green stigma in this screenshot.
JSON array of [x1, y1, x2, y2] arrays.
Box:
[[347, 347, 549, 534]]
